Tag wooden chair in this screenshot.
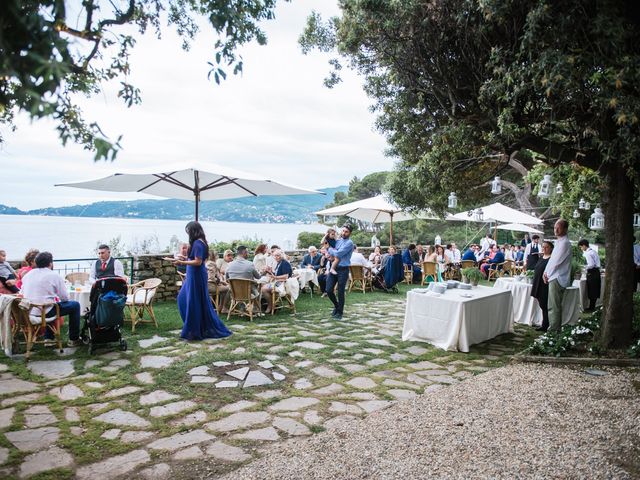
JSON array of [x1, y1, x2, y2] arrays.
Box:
[[502, 260, 515, 277], [461, 260, 476, 269], [176, 271, 186, 288], [487, 262, 507, 281], [421, 261, 438, 285], [403, 265, 413, 284], [267, 280, 296, 316], [125, 278, 161, 332], [12, 299, 64, 359], [65, 272, 89, 285], [227, 278, 260, 321], [348, 265, 372, 293]]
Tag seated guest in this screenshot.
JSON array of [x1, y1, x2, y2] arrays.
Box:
[[436, 244, 449, 273], [90, 244, 126, 283], [350, 245, 371, 273], [402, 244, 421, 282], [0, 249, 19, 293], [481, 244, 505, 278], [216, 249, 234, 275], [424, 245, 437, 262], [450, 243, 462, 264], [369, 246, 383, 274], [225, 245, 260, 302], [462, 246, 476, 262], [261, 250, 292, 312], [16, 248, 39, 290], [504, 244, 514, 261], [515, 245, 525, 264], [206, 250, 229, 313], [301, 246, 323, 271], [265, 245, 281, 272], [415, 244, 425, 263], [174, 243, 189, 274], [21, 252, 82, 347], [253, 244, 269, 274]]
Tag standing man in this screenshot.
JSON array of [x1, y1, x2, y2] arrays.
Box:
[[21, 252, 82, 347], [524, 234, 541, 272], [325, 225, 354, 320], [578, 239, 601, 311], [544, 219, 572, 333], [90, 244, 126, 283]]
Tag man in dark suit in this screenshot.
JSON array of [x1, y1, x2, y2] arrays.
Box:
[[481, 245, 505, 278], [301, 246, 323, 271]]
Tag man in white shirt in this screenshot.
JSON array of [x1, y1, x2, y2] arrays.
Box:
[[544, 219, 572, 333], [89, 244, 126, 283], [350, 246, 371, 272], [524, 234, 541, 271], [480, 232, 496, 253], [450, 243, 462, 263], [578, 239, 601, 311], [21, 252, 82, 346]]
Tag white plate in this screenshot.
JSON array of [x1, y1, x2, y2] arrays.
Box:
[[459, 293, 474, 298]]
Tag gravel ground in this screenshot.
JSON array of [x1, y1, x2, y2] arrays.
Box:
[[220, 364, 640, 480]]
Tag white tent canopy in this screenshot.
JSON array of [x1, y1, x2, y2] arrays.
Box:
[[57, 163, 323, 221], [451, 202, 543, 225], [496, 223, 544, 234]]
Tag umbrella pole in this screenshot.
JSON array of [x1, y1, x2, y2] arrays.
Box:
[[389, 214, 394, 246], [194, 170, 200, 221]]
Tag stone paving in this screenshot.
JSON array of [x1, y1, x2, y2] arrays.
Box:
[[0, 293, 533, 479]]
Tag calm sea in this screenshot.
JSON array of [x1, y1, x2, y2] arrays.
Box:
[[0, 215, 327, 260]]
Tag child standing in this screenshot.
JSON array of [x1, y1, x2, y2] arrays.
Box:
[[0, 250, 19, 293], [321, 228, 340, 275]]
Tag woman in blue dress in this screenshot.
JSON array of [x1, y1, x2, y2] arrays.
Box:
[[174, 221, 232, 341]]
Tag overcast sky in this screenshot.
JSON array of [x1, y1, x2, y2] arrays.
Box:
[[0, 0, 393, 210]]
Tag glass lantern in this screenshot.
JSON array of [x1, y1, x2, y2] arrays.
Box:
[[555, 182, 563, 195], [634, 212, 640, 228], [578, 198, 586, 209], [538, 174, 552, 198], [589, 205, 605, 231], [491, 176, 502, 195], [585, 202, 591, 210], [474, 208, 484, 222], [447, 192, 458, 209], [572, 209, 580, 219]]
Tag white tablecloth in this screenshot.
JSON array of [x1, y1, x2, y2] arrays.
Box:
[[402, 286, 514, 352], [494, 278, 581, 327], [294, 269, 319, 288], [573, 273, 605, 310], [69, 287, 91, 314]]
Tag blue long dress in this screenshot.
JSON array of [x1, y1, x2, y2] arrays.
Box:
[[178, 239, 232, 341]]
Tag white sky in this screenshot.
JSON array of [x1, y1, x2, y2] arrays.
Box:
[[0, 0, 392, 210]]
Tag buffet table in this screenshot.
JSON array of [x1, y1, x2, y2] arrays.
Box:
[[494, 277, 581, 327], [402, 286, 513, 352]]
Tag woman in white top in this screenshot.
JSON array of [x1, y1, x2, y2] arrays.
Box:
[[368, 246, 382, 268], [252, 244, 268, 274]]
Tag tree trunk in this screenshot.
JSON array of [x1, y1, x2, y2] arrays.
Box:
[[599, 161, 635, 349]]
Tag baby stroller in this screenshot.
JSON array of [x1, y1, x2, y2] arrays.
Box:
[[81, 277, 128, 354], [373, 254, 404, 293]]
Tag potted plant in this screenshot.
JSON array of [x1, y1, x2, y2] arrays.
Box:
[[462, 267, 483, 287], [525, 270, 535, 284]]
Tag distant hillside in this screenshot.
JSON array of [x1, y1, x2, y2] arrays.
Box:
[[0, 186, 346, 223]]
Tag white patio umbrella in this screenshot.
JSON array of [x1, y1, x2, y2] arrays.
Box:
[[496, 223, 544, 234], [56, 163, 323, 221], [451, 202, 543, 225], [315, 194, 442, 245]]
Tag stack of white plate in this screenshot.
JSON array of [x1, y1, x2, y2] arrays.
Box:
[[459, 283, 472, 290]]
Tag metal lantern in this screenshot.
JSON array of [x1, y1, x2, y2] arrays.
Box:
[[572, 209, 580, 219], [555, 182, 563, 195], [585, 201, 591, 210], [491, 176, 502, 195], [474, 208, 484, 222], [578, 198, 586, 209], [447, 192, 458, 209], [634, 212, 640, 228], [589, 205, 605, 231], [538, 174, 552, 198]]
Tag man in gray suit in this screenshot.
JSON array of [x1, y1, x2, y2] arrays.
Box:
[[225, 245, 261, 303]]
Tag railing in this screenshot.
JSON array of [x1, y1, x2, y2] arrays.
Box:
[[54, 257, 135, 284]]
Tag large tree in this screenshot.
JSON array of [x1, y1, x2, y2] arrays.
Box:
[[0, 0, 283, 160], [301, 0, 640, 348]]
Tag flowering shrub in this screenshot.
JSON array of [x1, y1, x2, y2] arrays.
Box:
[[527, 308, 601, 357], [629, 339, 640, 358]]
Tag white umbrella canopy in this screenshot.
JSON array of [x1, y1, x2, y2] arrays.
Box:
[[496, 223, 544, 234], [56, 163, 323, 221], [451, 202, 543, 225]]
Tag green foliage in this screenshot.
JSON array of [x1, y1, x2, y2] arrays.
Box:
[[1, 0, 285, 159], [209, 237, 264, 257], [95, 236, 125, 257], [462, 267, 483, 283], [528, 311, 601, 357], [297, 232, 324, 249]]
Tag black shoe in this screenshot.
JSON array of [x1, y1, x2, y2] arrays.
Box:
[[535, 326, 548, 332], [332, 313, 343, 320]]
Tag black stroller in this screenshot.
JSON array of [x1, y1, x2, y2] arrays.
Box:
[[81, 277, 128, 354], [372, 253, 404, 293]]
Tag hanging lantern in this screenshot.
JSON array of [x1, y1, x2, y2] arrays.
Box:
[[447, 192, 458, 209], [474, 208, 484, 222], [585, 201, 591, 210], [555, 182, 563, 195], [589, 205, 605, 231], [572, 209, 580, 219], [634, 213, 640, 228], [578, 198, 586, 209], [538, 174, 552, 198], [491, 176, 502, 195]]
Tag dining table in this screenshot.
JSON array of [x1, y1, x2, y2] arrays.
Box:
[[402, 285, 513, 352], [293, 268, 320, 290], [68, 285, 92, 314]]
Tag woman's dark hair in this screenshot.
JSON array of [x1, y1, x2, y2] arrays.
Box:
[[543, 240, 554, 251], [35, 252, 53, 269], [184, 221, 208, 259], [24, 248, 39, 267], [255, 244, 267, 255]]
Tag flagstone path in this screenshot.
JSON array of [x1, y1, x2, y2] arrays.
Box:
[[0, 295, 533, 479]]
